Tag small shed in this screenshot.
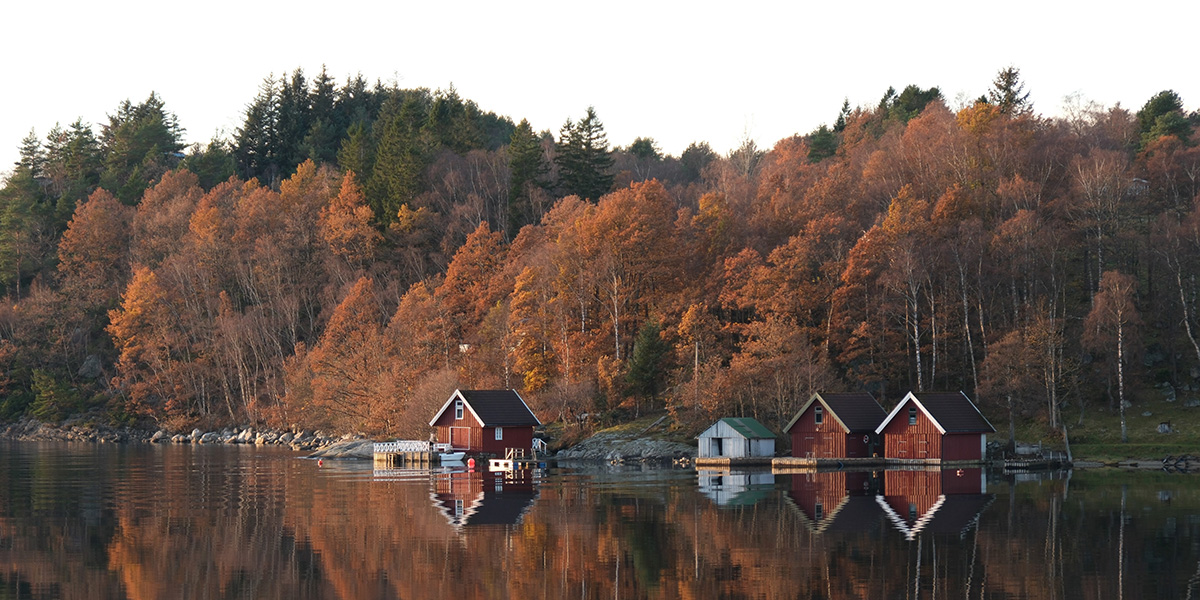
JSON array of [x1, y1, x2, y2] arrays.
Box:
[[783, 392, 886, 459], [429, 389, 540, 456], [875, 391, 995, 463], [697, 417, 776, 458]]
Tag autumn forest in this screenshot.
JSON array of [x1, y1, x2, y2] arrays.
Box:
[[1, 66, 1198, 442]]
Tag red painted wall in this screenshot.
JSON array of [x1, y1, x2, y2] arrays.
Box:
[[789, 404, 873, 458], [480, 426, 534, 457], [941, 433, 984, 461], [881, 400, 943, 459]]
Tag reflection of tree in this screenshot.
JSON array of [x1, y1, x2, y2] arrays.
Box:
[[3, 447, 1200, 599]]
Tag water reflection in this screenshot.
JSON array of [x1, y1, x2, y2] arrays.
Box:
[[4, 441, 1200, 599], [696, 469, 774, 506], [429, 469, 539, 528]]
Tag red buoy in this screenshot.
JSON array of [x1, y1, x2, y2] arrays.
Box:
[[467, 458, 475, 470], [317, 459, 323, 467]]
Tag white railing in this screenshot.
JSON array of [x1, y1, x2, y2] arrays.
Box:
[[374, 440, 431, 454]]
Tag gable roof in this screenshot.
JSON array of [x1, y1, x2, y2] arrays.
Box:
[[429, 389, 541, 427], [783, 392, 886, 434], [875, 391, 995, 435]]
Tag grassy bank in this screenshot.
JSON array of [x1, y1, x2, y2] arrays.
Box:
[[990, 390, 1199, 462]]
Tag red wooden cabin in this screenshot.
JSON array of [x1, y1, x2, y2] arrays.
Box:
[[875, 391, 995, 463], [783, 392, 886, 459], [429, 389, 540, 456]]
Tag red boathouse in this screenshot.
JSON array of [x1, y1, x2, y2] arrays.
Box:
[[783, 392, 887, 459], [875, 391, 995, 463], [429, 389, 540, 455]]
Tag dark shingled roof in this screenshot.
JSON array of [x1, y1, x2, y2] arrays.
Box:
[[819, 392, 887, 433], [912, 392, 995, 433], [458, 390, 540, 426]]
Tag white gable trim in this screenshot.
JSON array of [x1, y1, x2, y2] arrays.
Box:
[[428, 389, 541, 427], [429, 389, 484, 427], [783, 393, 851, 434], [874, 392, 947, 435]]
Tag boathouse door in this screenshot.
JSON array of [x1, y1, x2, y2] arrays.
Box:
[[450, 427, 471, 450]]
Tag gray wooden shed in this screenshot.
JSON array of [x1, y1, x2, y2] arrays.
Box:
[[697, 418, 777, 458]]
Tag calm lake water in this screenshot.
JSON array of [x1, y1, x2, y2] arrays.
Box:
[[1, 441, 1198, 599]]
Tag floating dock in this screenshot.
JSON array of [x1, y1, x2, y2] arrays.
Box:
[[489, 447, 542, 471]]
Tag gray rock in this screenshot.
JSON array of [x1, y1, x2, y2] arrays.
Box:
[[1142, 411, 1153, 417], [1162, 386, 1177, 402], [77, 355, 103, 380], [200, 432, 218, 444], [310, 439, 376, 459], [190, 429, 202, 443], [1185, 398, 1200, 408], [151, 430, 168, 443], [279, 432, 294, 443]]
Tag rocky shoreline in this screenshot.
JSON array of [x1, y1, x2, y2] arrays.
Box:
[[552, 430, 697, 463], [0, 417, 699, 462], [0, 417, 360, 452]]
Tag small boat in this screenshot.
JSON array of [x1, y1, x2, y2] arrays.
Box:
[[439, 451, 466, 462]]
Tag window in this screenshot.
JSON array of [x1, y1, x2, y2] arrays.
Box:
[[495, 426, 503, 440], [814, 406, 824, 425], [908, 406, 917, 425], [455, 400, 463, 420]]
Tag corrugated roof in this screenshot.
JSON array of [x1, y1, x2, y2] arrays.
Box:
[[720, 417, 775, 439], [915, 392, 995, 433], [819, 392, 887, 432]]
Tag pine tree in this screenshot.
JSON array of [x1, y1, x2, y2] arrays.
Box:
[[555, 106, 614, 201]]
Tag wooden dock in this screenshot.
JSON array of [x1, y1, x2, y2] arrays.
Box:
[[374, 440, 452, 468], [696, 456, 994, 472]]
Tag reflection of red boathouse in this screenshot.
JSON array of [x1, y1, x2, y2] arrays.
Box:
[[877, 468, 993, 539], [786, 470, 882, 533], [431, 470, 539, 528]]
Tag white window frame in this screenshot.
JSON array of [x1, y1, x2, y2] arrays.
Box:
[[495, 426, 503, 440], [455, 400, 463, 420], [814, 406, 824, 426]]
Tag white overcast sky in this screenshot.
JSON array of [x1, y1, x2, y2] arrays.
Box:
[[2, 0, 1198, 175]]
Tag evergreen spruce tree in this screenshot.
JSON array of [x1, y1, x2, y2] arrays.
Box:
[[234, 75, 280, 185], [555, 106, 614, 201], [626, 319, 669, 400], [99, 92, 185, 203], [367, 94, 428, 224], [337, 121, 374, 184], [507, 119, 548, 236], [988, 66, 1031, 115]]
